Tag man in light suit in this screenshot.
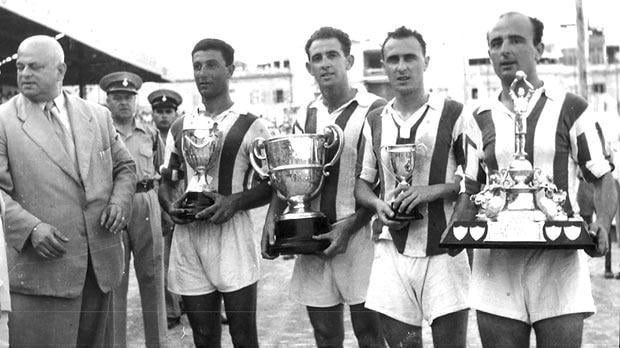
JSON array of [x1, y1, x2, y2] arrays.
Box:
[[0, 35, 137, 347]]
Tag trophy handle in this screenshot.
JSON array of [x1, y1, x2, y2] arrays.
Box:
[[250, 138, 269, 179], [322, 125, 344, 176], [378, 145, 396, 182], [415, 143, 427, 154]]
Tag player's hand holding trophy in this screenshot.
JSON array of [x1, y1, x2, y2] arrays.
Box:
[[441, 71, 594, 248], [176, 114, 223, 220], [381, 143, 427, 220]]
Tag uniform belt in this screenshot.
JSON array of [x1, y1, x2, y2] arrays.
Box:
[[136, 179, 155, 193]]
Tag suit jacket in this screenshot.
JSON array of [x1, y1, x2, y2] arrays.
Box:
[[0, 91, 137, 298]]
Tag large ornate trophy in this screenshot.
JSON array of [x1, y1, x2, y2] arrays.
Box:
[[178, 115, 223, 219], [251, 125, 344, 255], [381, 144, 427, 220], [441, 71, 594, 248]]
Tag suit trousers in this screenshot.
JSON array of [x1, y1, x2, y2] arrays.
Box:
[[8, 255, 114, 347], [113, 189, 166, 347]]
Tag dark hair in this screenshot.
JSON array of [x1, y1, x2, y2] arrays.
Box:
[[493, 12, 544, 46], [191, 38, 235, 66], [381, 26, 427, 58], [305, 27, 352, 58], [529, 16, 544, 46]]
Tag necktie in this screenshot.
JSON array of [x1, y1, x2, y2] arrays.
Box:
[[44, 101, 77, 165]]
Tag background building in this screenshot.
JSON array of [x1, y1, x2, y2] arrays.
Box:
[[464, 27, 620, 113]]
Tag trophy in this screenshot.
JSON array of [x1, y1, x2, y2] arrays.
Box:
[[178, 115, 223, 219], [250, 125, 344, 255], [381, 144, 427, 220], [441, 71, 594, 248]]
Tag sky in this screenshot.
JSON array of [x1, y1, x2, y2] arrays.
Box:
[[3, 0, 620, 81]]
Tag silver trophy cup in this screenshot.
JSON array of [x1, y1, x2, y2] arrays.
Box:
[[179, 116, 223, 219], [440, 71, 593, 249], [251, 125, 344, 255], [381, 143, 427, 220]]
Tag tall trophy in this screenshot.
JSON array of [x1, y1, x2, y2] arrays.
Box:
[[250, 125, 344, 255], [381, 144, 427, 220], [178, 115, 223, 219], [441, 71, 594, 248]]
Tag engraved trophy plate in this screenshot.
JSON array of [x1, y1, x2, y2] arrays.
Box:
[[178, 115, 223, 219], [380, 143, 427, 220], [441, 71, 594, 249], [251, 125, 344, 255]]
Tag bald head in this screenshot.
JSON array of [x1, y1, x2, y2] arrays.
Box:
[[16, 35, 67, 102], [487, 12, 545, 88], [489, 12, 544, 46]]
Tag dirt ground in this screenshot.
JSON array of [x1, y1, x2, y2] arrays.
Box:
[[125, 208, 620, 347]]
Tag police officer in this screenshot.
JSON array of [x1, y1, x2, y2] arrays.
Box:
[[148, 88, 184, 329], [100, 72, 167, 347]]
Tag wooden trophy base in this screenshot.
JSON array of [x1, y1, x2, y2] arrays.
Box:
[[440, 219, 595, 249], [389, 203, 423, 221], [267, 215, 330, 256], [178, 191, 214, 220]]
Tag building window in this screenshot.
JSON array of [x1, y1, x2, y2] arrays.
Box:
[[274, 89, 284, 103], [250, 90, 260, 104], [283, 60, 290, 68], [364, 50, 382, 69], [471, 88, 479, 99], [593, 83, 606, 94]]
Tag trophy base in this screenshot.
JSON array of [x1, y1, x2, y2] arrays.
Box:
[[267, 215, 330, 256], [178, 191, 214, 220], [389, 203, 423, 221], [440, 219, 594, 249]]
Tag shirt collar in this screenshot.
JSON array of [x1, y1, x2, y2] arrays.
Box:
[[384, 90, 440, 117], [311, 88, 376, 113], [133, 119, 148, 134], [475, 82, 553, 116], [38, 91, 66, 111]]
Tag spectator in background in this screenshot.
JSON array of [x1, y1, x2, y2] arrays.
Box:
[[100, 71, 167, 347], [148, 88, 184, 328]]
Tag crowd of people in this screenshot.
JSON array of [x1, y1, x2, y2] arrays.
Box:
[[0, 9, 615, 348]]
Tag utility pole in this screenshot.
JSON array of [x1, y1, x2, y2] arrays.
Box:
[[575, 0, 588, 100]]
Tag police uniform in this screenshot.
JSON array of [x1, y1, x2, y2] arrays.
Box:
[[100, 72, 167, 347], [148, 89, 182, 111], [148, 89, 184, 326]]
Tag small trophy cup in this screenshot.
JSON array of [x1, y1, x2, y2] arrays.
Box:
[[441, 71, 594, 249], [381, 144, 427, 220], [179, 115, 223, 219], [251, 125, 344, 255]]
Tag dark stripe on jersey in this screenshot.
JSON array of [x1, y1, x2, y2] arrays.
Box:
[[318, 101, 359, 223], [427, 99, 463, 255], [367, 108, 385, 200], [577, 133, 598, 182], [453, 134, 466, 167], [305, 107, 317, 134], [357, 99, 387, 154], [354, 100, 386, 211], [595, 122, 608, 157], [170, 115, 186, 164], [395, 106, 430, 144], [554, 92, 588, 215], [474, 110, 499, 172], [524, 95, 548, 164], [218, 113, 258, 195]]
